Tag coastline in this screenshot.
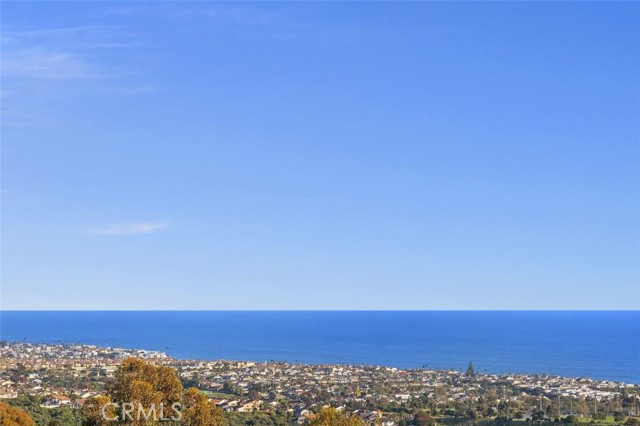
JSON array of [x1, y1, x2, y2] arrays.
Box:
[[2, 341, 639, 425], [1, 339, 638, 386], [2, 310, 638, 383]]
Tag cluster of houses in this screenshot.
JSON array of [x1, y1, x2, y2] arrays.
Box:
[[0, 342, 638, 425], [0, 342, 167, 408]]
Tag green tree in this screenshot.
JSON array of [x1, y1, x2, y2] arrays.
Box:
[[494, 416, 512, 426], [613, 413, 625, 423], [532, 410, 545, 423], [222, 382, 240, 396], [414, 412, 436, 426], [466, 362, 476, 378]]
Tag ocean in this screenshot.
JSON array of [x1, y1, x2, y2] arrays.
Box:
[[1, 311, 638, 383]]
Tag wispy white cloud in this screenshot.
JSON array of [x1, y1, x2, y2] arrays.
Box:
[[2, 48, 92, 80], [206, 6, 283, 27], [1, 25, 140, 81], [1, 109, 60, 128], [1, 23, 153, 128], [88, 222, 171, 236]]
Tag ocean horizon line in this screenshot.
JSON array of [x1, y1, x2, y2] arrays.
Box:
[[2, 309, 639, 312]]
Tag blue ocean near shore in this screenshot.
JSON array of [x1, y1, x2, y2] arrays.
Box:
[[1, 311, 638, 383]]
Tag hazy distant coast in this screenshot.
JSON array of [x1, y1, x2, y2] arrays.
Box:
[[0, 342, 639, 417], [2, 311, 638, 383]]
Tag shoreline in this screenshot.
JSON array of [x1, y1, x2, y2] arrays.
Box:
[[2, 341, 639, 425], [2, 340, 638, 387], [2, 311, 638, 384]]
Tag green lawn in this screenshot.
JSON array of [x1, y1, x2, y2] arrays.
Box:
[[203, 390, 240, 400], [578, 416, 616, 424]]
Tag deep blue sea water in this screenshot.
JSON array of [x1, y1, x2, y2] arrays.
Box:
[[1, 311, 638, 383]]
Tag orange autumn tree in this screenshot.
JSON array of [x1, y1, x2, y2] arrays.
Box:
[[309, 407, 365, 426], [84, 395, 114, 426], [0, 402, 35, 426], [110, 358, 182, 426], [181, 388, 226, 426], [85, 358, 226, 426], [111, 358, 183, 414]]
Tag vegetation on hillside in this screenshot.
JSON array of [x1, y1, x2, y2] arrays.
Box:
[[0, 402, 36, 426], [83, 358, 225, 426], [308, 407, 364, 426], [2, 396, 83, 426], [4, 358, 640, 426]]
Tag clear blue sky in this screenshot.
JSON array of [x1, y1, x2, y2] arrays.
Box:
[[2, 2, 639, 310]]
